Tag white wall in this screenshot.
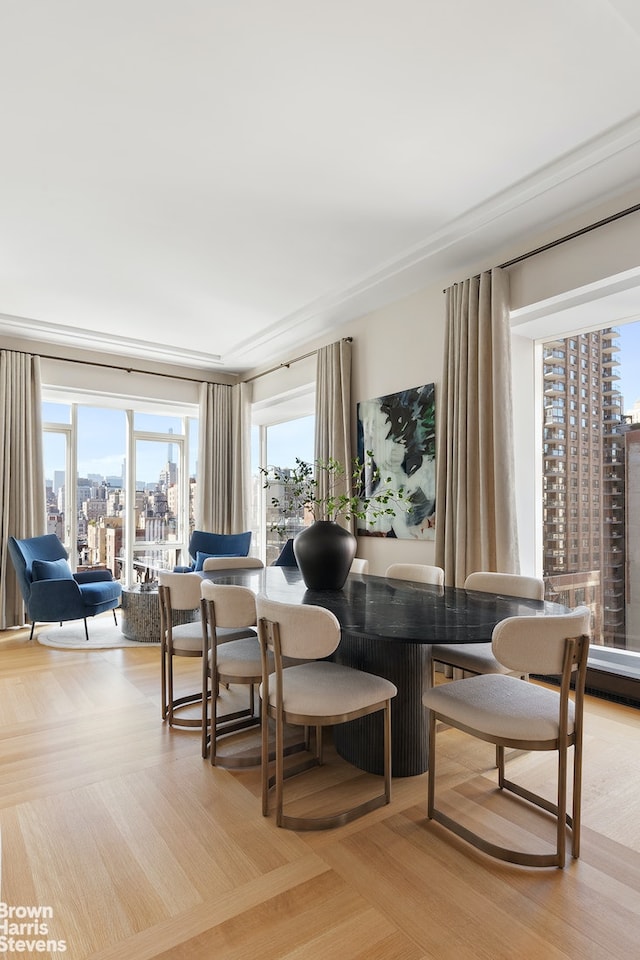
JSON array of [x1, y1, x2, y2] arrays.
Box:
[[347, 285, 444, 574], [40, 356, 202, 411]]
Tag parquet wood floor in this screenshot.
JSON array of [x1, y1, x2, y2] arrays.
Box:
[[1, 623, 639, 959]]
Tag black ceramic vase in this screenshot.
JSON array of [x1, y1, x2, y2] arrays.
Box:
[[293, 521, 357, 590]]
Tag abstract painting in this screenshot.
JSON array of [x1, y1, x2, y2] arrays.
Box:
[[357, 383, 436, 539]]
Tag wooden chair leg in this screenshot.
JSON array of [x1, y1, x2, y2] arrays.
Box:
[[209, 667, 218, 766], [557, 743, 568, 867], [572, 741, 583, 859], [161, 640, 168, 720], [201, 657, 209, 759], [261, 704, 270, 817], [384, 699, 392, 803], [167, 652, 174, 724], [275, 712, 285, 828], [427, 709, 436, 819]]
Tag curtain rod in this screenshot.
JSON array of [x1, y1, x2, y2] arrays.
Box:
[[443, 200, 640, 291], [35, 351, 229, 385], [37, 335, 355, 386], [243, 336, 353, 384], [498, 200, 640, 269]]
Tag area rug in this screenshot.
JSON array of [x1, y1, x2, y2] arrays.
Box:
[[36, 617, 159, 650]]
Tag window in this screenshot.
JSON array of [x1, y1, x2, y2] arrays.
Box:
[[541, 321, 640, 658], [251, 383, 315, 565], [259, 417, 315, 564], [43, 409, 71, 551], [42, 395, 198, 582]]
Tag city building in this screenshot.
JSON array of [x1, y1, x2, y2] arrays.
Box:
[[542, 329, 630, 647], [626, 427, 640, 653], [86, 515, 123, 568]]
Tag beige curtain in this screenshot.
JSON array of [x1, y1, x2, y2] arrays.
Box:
[[0, 350, 46, 628], [314, 339, 353, 531], [435, 268, 519, 585], [197, 381, 251, 533]]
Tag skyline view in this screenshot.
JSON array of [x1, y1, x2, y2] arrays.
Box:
[[43, 407, 198, 486]]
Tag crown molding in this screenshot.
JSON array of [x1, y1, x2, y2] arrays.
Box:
[[0, 312, 223, 370]]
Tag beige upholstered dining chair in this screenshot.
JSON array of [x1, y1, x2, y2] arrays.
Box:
[[202, 556, 264, 572], [464, 571, 545, 598], [423, 606, 591, 867], [197, 557, 263, 758], [200, 580, 265, 765], [430, 571, 545, 683], [256, 595, 397, 830], [350, 557, 369, 574], [159, 565, 261, 731], [158, 572, 206, 728], [385, 563, 445, 586]]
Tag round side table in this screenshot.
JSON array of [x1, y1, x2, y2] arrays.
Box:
[[120, 584, 198, 642]]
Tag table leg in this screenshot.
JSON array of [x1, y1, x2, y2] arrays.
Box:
[[332, 633, 430, 778]]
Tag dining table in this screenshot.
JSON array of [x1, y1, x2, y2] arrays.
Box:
[[200, 565, 567, 777]]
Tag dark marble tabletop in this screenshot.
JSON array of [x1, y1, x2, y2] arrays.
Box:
[[200, 565, 566, 645]]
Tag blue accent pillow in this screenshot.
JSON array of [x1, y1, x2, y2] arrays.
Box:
[[194, 551, 244, 571], [31, 558, 74, 581]]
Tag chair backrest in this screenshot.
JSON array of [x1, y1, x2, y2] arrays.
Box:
[[202, 556, 264, 572], [271, 539, 298, 567], [464, 571, 544, 601], [385, 563, 444, 586], [256, 595, 340, 660], [8, 534, 69, 601], [200, 581, 257, 629], [350, 558, 369, 575], [491, 605, 591, 676], [188, 530, 252, 569], [158, 571, 202, 610]]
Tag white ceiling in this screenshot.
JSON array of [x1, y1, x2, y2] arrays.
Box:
[[2, 0, 640, 375]]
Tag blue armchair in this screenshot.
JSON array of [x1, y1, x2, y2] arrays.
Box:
[[271, 538, 298, 567], [8, 534, 122, 641], [173, 530, 252, 572]]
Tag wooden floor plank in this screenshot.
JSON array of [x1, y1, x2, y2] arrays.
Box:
[[1, 624, 639, 958]]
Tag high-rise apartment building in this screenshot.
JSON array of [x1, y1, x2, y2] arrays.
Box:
[[626, 427, 640, 652], [542, 328, 626, 646]]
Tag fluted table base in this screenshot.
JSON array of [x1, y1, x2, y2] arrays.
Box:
[[333, 632, 429, 778]]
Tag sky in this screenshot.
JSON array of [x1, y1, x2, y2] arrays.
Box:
[[260, 415, 315, 469], [618, 321, 640, 411], [42, 406, 198, 486]]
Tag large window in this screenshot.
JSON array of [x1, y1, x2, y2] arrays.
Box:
[[42, 395, 198, 583], [541, 320, 640, 656], [259, 416, 315, 565], [251, 386, 315, 565]]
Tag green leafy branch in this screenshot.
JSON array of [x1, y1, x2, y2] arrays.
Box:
[[260, 453, 407, 536]]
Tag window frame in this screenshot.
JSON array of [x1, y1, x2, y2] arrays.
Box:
[[41, 387, 198, 583], [251, 382, 315, 565], [510, 274, 640, 701]]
